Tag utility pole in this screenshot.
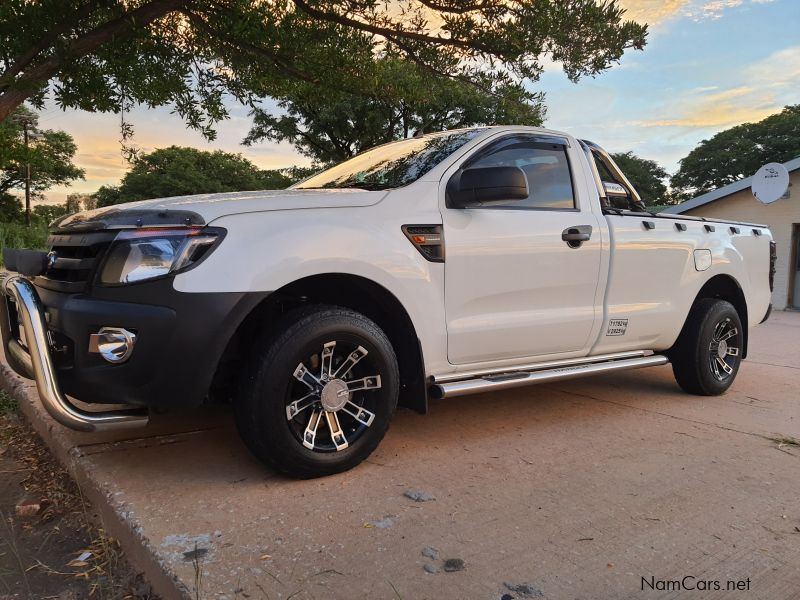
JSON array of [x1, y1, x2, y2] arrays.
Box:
[[10, 111, 37, 226], [23, 120, 31, 225]]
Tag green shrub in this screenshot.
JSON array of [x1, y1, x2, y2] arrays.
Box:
[[0, 390, 17, 416], [0, 221, 49, 268]]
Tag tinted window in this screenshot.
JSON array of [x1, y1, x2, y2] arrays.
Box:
[[294, 129, 482, 191], [468, 139, 575, 209]]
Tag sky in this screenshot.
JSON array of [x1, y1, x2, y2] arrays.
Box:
[[34, 0, 800, 205]]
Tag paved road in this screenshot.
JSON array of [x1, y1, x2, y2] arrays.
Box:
[[3, 312, 799, 599]]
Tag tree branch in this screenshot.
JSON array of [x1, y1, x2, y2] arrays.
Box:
[[0, 1, 101, 92], [414, 0, 491, 15], [181, 9, 322, 87], [291, 0, 497, 55], [0, 0, 190, 122]]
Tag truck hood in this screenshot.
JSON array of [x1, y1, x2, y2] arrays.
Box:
[[51, 188, 387, 232]]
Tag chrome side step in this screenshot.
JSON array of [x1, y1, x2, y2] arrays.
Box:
[[431, 354, 669, 399]]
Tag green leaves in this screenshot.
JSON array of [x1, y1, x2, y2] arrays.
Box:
[[0, 106, 84, 198], [1, 1, 647, 136], [94, 146, 294, 205], [610, 151, 669, 206], [671, 105, 800, 198], [245, 56, 546, 164]]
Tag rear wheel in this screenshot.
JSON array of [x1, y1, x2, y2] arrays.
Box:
[[671, 298, 743, 395], [235, 306, 399, 478]]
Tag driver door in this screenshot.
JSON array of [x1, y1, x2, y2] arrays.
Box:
[[441, 135, 602, 365]]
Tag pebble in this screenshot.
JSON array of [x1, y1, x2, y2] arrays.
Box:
[[422, 546, 440, 560], [14, 501, 40, 518], [504, 581, 545, 598], [423, 563, 440, 574], [404, 489, 436, 502], [443, 558, 465, 572], [372, 517, 394, 529]]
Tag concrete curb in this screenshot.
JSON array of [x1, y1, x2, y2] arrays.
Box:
[[0, 359, 189, 600]]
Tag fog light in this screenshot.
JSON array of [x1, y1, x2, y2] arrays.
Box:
[[88, 327, 136, 364]]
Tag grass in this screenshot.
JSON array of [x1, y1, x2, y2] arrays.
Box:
[[0, 390, 17, 417], [0, 221, 49, 268]]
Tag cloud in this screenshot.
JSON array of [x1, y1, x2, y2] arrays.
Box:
[[620, 0, 774, 25], [634, 46, 800, 129], [690, 0, 743, 20], [619, 0, 691, 25]]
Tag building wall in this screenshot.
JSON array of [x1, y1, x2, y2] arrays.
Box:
[[682, 169, 799, 310]]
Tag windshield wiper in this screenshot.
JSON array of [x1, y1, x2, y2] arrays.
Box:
[[299, 184, 389, 192]]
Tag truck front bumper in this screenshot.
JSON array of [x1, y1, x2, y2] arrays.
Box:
[[0, 274, 148, 432], [0, 273, 267, 431]]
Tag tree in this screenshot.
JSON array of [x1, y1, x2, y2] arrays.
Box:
[[65, 193, 96, 213], [32, 203, 68, 224], [611, 151, 669, 205], [0, 1, 647, 136], [671, 105, 800, 198], [0, 193, 23, 222], [0, 107, 85, 201], [94, 146, 293, 206], [92, 185, 122, 208], [246, 56, 545, 164]]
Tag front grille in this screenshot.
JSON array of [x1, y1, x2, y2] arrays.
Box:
[[34, 231, 117, 292]]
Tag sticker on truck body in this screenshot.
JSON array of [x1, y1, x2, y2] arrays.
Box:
[[606, 319, 628, 336]]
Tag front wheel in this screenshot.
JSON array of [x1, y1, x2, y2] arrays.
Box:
[[670, 298, 743, 396], [235, 306, 399, 478]]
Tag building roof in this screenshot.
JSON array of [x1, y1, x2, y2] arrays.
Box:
[[663, 156, 800, 214]]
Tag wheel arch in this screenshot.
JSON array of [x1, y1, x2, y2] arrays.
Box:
[[216, 273, 428, 414], [675, 274, 749, 359]]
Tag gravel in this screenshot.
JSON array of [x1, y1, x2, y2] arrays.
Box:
[[504, 581, 545, 597], [372, 517, 394, 529], [403, 489, 436, 502], [443, 558, 466, 572]]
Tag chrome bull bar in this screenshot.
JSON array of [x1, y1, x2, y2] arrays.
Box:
[[0, 273, 148, 432]]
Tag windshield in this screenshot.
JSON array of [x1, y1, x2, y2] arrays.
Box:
[[293, 129, 483, 191]]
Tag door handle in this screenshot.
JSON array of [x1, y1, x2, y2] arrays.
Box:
[[562, 225, 593, 248]]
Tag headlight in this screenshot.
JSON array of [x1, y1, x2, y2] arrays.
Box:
[[98, 227, 223, 285]]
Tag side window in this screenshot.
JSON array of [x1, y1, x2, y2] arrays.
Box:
[[468, 139, 576, 210]]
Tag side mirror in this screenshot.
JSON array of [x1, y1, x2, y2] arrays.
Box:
[[603, 181, 647, 212], [447, 166, 528, 208], [603, 181, 629, 199]]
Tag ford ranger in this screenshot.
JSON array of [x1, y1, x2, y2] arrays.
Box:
[[0, 126, 776, 478]]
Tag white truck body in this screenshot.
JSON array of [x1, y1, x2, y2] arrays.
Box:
[[0, 125, 775, 476], [153, 126, 771, 375]]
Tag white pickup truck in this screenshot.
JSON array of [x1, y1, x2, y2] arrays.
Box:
[[1, 126, 776, 477]]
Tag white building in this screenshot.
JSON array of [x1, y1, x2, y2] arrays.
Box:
[[664, 157, 800, 310]]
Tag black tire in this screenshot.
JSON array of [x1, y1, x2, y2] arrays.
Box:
[[670, 298, 743, 396], [235, 305, 399, 478]]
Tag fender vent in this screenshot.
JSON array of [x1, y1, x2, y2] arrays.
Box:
[[402, 225, 445, 263]]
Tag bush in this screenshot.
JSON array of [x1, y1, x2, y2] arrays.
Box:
[[0, 221, 49, 268]]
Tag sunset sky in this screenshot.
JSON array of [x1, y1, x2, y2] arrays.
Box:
[[35, 0, 800, 205]]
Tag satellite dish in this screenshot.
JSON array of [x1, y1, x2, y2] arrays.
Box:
[[752, 162, 789, 204]]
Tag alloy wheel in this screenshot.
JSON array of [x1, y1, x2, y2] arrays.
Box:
[[708, 317, 740, 381], [285, 341, 383, 452]]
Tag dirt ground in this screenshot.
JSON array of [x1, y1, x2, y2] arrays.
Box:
[[0, 394, 156, 600], [2, 311, 800, 599]]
